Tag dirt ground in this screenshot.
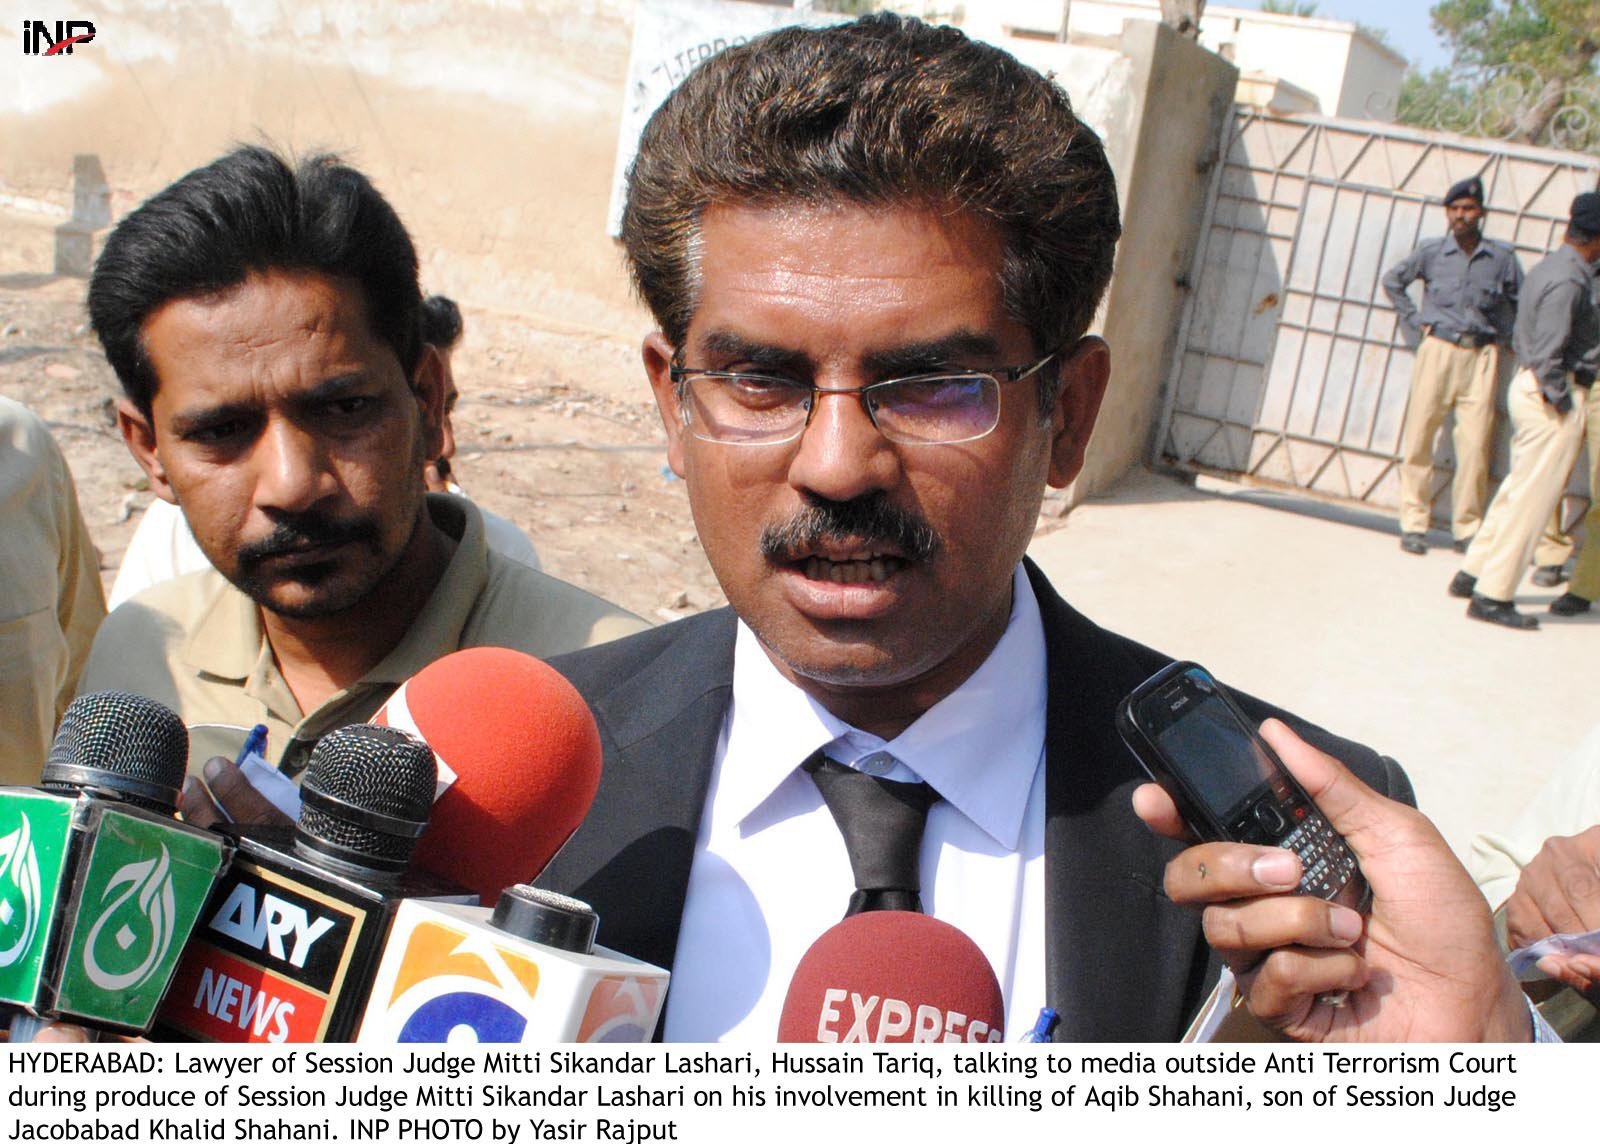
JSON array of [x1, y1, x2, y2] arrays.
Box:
[[0, 212, 1073, 624]]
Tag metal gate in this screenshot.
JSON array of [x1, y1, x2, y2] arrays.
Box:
[[1158, 110, 1600, 517]]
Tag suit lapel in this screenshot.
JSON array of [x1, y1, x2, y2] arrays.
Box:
[[1029, 561, 1212, 1041], [540, 609, 736, 974]]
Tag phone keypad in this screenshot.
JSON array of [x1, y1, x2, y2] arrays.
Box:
[[1281, 813, 1359, 899]]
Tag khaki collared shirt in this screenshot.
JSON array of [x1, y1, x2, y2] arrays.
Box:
[[0, 397, 107, 782], [78, 494, 646, 772]]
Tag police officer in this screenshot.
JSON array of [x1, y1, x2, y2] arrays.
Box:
[[1383, 176, 1522, 555], [1449, 193, 1600, 629]]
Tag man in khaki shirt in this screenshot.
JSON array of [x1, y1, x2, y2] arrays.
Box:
[[0, 397, 106, 780], [75, 146, 643, 787], [80, 493, 638, 772]]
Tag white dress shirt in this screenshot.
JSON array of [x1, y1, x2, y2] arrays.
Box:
[[663, 564, 1049, 1042]]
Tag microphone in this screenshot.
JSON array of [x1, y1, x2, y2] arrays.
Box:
[[154, 724, 473, 1043], [373, 646, 603, 903], [356, 884, 668, 1044], [0, 692, 230, 1036], [778, 912, 1005, 1043]]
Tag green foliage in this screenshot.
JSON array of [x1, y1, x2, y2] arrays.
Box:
[[1396, 0, 1600, 146], [1258, 0, 1320, 13]]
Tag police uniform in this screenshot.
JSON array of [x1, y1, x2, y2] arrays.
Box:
[[1382, 177, 1522, 550], [1452, 193, 1600, 628]]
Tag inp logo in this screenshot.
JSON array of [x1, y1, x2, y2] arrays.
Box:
[[81, 845, 178, 991], [21, 19, 96, 56], [384, 920, 542, 1044], [0, 815, 42, 969]]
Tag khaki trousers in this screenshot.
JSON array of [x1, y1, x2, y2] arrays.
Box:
[[1462, 370, 1590, 601], [1398, 335, 1499, 539], [1532, 391, 1600, 599]]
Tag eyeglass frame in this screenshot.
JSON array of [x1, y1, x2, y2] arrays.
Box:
[[666, 350, 1061, 447]]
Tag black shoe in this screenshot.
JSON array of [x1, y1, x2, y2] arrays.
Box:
[[1549, 592, 1592, 616], [1532, 565, 1569, 588], [1400, 532, 1427, 556], [1447, 571, 1477, 599], [1452, 538, 1469, 554], [1467, 594, 1539, 630]]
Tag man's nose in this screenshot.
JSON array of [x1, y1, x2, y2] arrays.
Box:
[[784, 385, 902, 503], [252, 419, 335, 513]]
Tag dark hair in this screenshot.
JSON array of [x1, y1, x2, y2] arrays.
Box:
[[1567, 223, 1600, 245], [621, 13, 1121, 415], [420, 294, 464, 350], [88, 146, 423, 416]]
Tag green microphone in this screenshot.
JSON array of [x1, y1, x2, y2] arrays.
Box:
[[0, 691, 230, 1037]]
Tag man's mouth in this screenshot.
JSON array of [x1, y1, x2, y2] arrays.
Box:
[[798, 554, 910, 584]]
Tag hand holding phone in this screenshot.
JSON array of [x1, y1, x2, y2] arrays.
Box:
[[1118, 661, 1369, 912], [1128, 680, 1532, 1042]]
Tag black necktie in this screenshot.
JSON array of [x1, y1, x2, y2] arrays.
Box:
[[803, 751, 940, 917]]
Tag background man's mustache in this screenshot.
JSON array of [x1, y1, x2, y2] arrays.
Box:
[[236, 515, 382, 568]]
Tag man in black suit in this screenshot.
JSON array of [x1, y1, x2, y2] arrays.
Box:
[[529, 15, 1429, 1043]]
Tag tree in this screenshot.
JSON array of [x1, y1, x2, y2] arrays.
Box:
[[1412, 0, 1600, 145], [1258, 0, 1319, 14]]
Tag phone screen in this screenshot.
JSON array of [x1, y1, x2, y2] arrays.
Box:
[[1148, 675, 1277, 823]]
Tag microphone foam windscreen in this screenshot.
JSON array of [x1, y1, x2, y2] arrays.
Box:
[[778, 911, 1005, 1043], [375, 647, 602, 904], [41, 691, 188, 812]]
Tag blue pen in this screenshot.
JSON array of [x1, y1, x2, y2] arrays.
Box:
[[1019, 1006, 1059, 1043], [235, 723, 269, 767]]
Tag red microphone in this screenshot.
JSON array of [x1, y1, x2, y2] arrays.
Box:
[[374, 647, 602, 905], [778, 912, 1004, 1043]]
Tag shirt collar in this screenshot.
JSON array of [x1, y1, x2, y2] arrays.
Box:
[[183, 492, 491, 690], [720, 563, 1048, 848]]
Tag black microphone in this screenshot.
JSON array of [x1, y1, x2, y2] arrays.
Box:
[[154, 724, 473, 1043], [0, 692, 231, 1037]]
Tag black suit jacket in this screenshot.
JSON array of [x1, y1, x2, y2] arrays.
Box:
[[538, 560, 1413, 1041]]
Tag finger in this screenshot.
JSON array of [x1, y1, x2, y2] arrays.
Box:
[[1517, 862, 1592, 945], [1535, 954, 1599, 997], [179, 776, 224, 830], [200, 756, 290, 827], [31, 1022, 99, 1044], [1163, 840, 1302, 905], [1240, 947, 1370, 1028], [1131, 782, 1192, 841], [1201, 897, 1366, 963], [1257, 720, 1401, 847]]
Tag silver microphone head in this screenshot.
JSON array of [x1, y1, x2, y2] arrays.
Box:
[[40, 691, 188, 813], [294, 724, 436, 874]]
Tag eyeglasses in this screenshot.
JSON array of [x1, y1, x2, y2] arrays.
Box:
[[668, 352, 1058, 446]]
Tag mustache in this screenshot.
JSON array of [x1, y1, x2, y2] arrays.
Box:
[[758, 495, 940, 564], [235, 513, 382, 570]]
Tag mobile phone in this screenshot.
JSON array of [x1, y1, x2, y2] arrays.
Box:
[[1117, 661, 1369, 912]]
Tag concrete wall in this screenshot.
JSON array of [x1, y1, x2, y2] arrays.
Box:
[[1017, 0, 1403, 124], [1068, 20, 1239, 504], [1, 0, 649, 337]]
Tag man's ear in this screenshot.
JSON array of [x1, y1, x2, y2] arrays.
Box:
[[643, 331, 689, 478], [410, 343, 448, 462], [116, 399, 177, 505], [1046, 336, 1110, 489]]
